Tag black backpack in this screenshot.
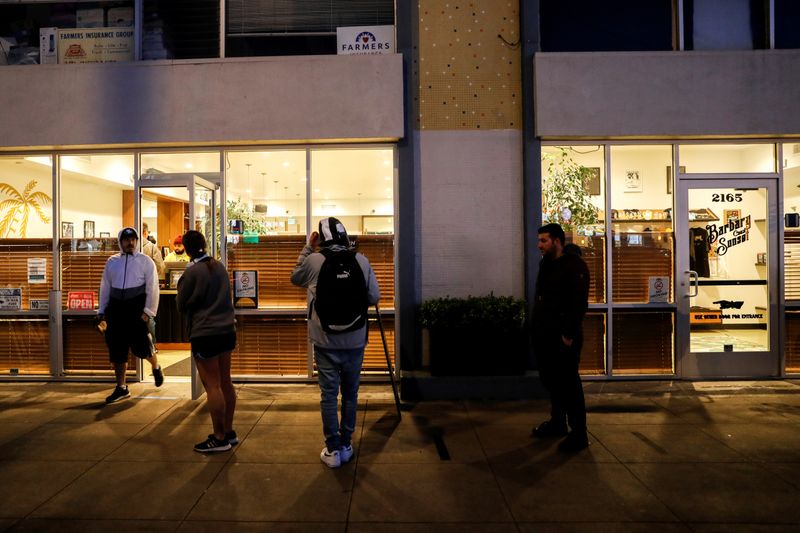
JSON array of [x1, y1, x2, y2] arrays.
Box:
[[314, 248, 368, 334]]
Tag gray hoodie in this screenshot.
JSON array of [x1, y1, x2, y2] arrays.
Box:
[[291, 243, 380, 349]]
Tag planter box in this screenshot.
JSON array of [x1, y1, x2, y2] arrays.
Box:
[[429, 327, 526, 377]]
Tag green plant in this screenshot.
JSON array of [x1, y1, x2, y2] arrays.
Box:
[[541, 147, 599, 232], [226, 198, 268, 235], [420, 293, 526, 332], [420, 293, 528, 376]]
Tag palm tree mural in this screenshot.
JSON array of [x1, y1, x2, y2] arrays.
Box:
[[0, 180, 52, 238]]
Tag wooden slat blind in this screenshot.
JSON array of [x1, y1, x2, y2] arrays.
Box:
[[612, 311, 674, 375], [227, 236, 307, 307], [569, 236, 605, 304], [613, 233, 674, 303], [60, 241, 118, 308], [785, 232, 800, 300], [579, 312, 606, 375], [364, 315, 395, 372], [0, 317, 49, 374], [63, 317, 135, 373], [231, 315, 308, 375], [785, 311, 800, 373], [0, 239, 52, 309], [356, 235, 395, 308], [226, 234, 395, 309]]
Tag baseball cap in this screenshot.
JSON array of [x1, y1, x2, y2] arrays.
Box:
[[118, 227, 138, 240]]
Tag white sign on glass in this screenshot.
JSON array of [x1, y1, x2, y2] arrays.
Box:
[[337, 25, 395, 55], [648, 276, 669, 303]]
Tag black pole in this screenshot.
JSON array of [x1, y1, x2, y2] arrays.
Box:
[[376, 304, 402, 419]]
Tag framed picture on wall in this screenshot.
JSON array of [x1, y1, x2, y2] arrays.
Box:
[[99, 232, 110, 238], [61, 222, 73, 238], [724, 209, 741, 224], [83, 220, 95, 239], [583, 167, 601, 196], [624, 170, 642, 193]]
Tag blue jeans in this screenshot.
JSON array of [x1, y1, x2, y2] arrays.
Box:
[[314, 346, 364, 451]]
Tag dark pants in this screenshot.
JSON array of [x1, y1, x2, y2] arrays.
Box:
[[537, 334, 586, 434]]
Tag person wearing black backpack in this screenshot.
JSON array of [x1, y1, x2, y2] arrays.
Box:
[[291, 217, 380, 468]]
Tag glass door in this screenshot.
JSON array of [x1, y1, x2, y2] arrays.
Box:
[[135, 174, 220, 399], [676, 179, 780, 377]]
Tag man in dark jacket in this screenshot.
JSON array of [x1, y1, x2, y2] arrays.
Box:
[[532, 223, 591, 452]]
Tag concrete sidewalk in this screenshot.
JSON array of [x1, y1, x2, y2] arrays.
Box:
[[1, 379, 800, 531]]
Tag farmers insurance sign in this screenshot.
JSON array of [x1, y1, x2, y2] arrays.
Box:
[[58, 27, 133, 63], [337, 26, 394, 55]]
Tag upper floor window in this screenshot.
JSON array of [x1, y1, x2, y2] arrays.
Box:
[[540, 0, 674, 52], [683, 0, 768, 50], [774, 0, 800, 49], [225, 0, 394, 57]]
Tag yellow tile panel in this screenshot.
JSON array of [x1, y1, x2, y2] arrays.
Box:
[[417, 0, 522, 130]]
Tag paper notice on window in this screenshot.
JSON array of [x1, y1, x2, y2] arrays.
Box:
[[27, 258, 47, 284], [0, 288, 22, 310], [649, 276, 669, 303], [58, 28, 134, 63]]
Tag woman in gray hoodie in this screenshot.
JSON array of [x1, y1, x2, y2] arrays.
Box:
[[177, 230, 237, 453]]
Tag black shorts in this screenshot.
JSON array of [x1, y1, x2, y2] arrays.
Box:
[[191, 332, 237, 360], [105, 319, 151, 364]]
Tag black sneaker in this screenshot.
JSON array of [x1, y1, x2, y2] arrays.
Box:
[[558, 432, 589, 453], [532, 419, 569, 438], [194, 435, 231, 453], [105, 386, 130, 404], [152, 366, 164, 387], [208, 431, 239, 446]]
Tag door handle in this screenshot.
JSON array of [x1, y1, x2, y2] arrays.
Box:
[[685, 270, 699, 297]]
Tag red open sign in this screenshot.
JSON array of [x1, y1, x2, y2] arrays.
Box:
[[68, 291, 95, 310]]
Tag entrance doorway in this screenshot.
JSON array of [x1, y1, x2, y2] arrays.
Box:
[[135, 173, 220, 398], [676, 178, 780, 377]]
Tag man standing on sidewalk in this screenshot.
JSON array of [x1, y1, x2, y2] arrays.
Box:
[[291, 217, 380, 468], [97, 227, 164, 404], [531, 223, 591, 452]]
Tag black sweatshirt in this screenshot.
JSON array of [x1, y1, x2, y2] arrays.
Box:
[[532, 252, 590, 340]]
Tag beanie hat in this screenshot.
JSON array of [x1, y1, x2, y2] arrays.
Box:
[[118, 227, 138, 241], [174, 234, 183, 245], [318, 217, 349, 247]]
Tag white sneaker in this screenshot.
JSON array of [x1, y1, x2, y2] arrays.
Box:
[[339, 444, 354, 463], [320, 447, 341, 468]]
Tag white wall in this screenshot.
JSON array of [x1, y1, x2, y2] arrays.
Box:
[[0, 54, 404, 149], [420, 130, 524, 299], [61, 177, 124, 238], [535, 50, 800, 138]]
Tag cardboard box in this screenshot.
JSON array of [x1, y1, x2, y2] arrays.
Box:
[[76, 8, 104, 28]]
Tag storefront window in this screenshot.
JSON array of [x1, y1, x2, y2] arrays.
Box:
[[678, 143, 776, 174], [610, 145, 674, 304], [541, 145, 606, 304], [311, 147, 395, 314], [59, 153, 133, 374], [0, 155, 53, 375], [612, 311, 674, 375], [224, 149, 308, 311], [783, 142, 800, 373]]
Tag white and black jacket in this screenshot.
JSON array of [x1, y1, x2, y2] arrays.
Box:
[[98, 249, 159, 320]]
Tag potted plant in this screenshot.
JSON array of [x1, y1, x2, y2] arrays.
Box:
[[420, 293, 527, 376], [541, 147, 599, 232]]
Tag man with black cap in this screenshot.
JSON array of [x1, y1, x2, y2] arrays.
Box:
[[291, 217, 380, 468], [97, 227, 164, 404]]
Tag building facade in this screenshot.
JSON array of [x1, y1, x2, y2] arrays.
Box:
[[1, 1, 799, 395]]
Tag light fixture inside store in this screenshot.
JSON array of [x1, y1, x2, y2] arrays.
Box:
[[185, 163, 193, 169], [282, 161, 290, 167], [245, 163, 252, 193]]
